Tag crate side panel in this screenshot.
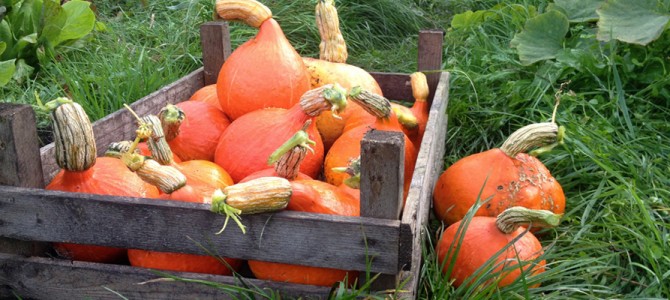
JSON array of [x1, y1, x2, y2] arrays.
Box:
[[370, 72, 412, 101], [39, 69, 205, 183], [0, 253, 332, 300], [0, 186, 400, 274]]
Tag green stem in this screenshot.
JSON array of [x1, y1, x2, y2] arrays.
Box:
[[210, 189, 247, 234], [499, 122, 559, 157], [267, 120, 315, 165], [495, 206, 562, 234]]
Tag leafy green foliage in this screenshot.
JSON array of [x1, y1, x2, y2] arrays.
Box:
[[510, 10, 569, 65], [0, 0, 98, 86], [596, 0, 670, 45]]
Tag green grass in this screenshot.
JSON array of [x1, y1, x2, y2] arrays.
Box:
[[2, 0, 669, 299]]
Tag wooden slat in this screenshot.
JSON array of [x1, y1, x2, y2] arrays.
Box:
[[418, 30, 445, 103], [200, 21, 232, 85], [369, 72, 412, 101], [0, 104, 49, 257], [360, 130, 405, 220], [0, 185, 402, 274], [397, 72, 451, 299], [0, 253, 332, 299], [39, 69, 205, 183]]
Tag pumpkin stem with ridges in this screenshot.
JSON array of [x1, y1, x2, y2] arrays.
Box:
[[499, 122, 559, 157], [104, 141, 138, 159], [121, 152, 186, 194], [299, 83, 348, 117], [141, 114, 174, 165], [210, 189, 246, 235], [49, 98, 96, 172], [332, 156, 361, 189], [348, 86, 392, 119], [316, 0, 348, 63], [158, 104, 185, 141], [495, 206, 562, 234], [268, 120, 313, 180], [215, 0, 272, 28], [123, 104, 153, 156]]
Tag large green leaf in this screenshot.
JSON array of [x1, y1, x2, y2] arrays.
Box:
[[510, 10, 569, 66], [451, 10, 494, 29], [0, 19, 12, 58], [0, 41, 5, 55], [0, 58, 15, 86], [10, 33, 37, 58], [549, 0, 603, 23], [596, 0, 670, 45], [54, 0, 95, 45], [40, 0, 67, 47]]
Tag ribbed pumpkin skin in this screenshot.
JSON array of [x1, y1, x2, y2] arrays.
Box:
[[436, 217, 545, 288], [189, 84, 222, 111], [128, 185, 243, 275], [47, 157, 160, 263], [248, 179, 359, 287], [433, 150, 566, 226], [168, 101, 230, 162], [214, 106, 324, 183], [217, 18, 310, 120]]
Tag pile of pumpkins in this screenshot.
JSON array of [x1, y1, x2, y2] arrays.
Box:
[[43, 0, 567, 291]]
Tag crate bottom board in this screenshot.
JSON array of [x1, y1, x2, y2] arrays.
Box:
[[0, 253, 338, 299]]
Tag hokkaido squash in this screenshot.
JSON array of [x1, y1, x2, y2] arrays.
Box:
[[324, 87, 417, 202], [397, 72, 430, 148], [188, 84, 222, 111], [44, 98, 159, 263], [436, 206, 561, 288], [121, 154, 242, 275], [158, 101, 230, 162], [214, 84, 347, 182], [433, 122, 566, 225], [214, 0, 311, 120], [141, 114, 233, 196]]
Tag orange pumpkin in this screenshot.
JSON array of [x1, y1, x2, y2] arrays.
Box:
[[215, 0, 310, 120], [436, 206, 561, 288], [433, 122, 566, 225], [189, 84, 222, 111]]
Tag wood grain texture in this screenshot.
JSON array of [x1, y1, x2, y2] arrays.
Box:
[[0, 104, 44, 188], [0, 185, 402, 274], [360, 130, 405, 220], [397, 72, 450, 299], [0, 253, 333, 300], [0, 104, 49, 257], [39, 69, 205, 183], [418, 30, 445, 103], [200, 21, 232, 85], [369, 72, 412, 101]]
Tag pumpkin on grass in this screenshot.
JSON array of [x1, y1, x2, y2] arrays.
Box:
[[43, 97, 159, 263], [433, 122, 566, 225], [436, 206, 561, 288], [214, 0, 311, 120]]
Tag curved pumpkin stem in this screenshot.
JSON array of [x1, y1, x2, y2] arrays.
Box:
[[210, 189, 246, 235], [121, 152, 186, 194], [499, 122, 559, 157], [158, 104, 185, 141], [215, 0, 272, 28], [299, 83, 348, 117], [348, 86, 392, 119], [48, 98, 97, 172], [316, 0, 348, 63], [393, 104, 419, 130], [141, 115, 175, 166], [104, 141, 138, 159], [268, 120, 313, 180], [495, 206, 562, 234], [332, 156, 361, 189]]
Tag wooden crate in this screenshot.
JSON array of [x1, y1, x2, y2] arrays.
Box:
[[0, 22, 449, 299]]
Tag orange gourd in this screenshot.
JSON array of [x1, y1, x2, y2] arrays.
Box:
[[324, 87, 417, 201], [215, 84, 347, 182], [433, 122, 566, 225], [214, 0, 311, 120], [406, 72, 431, 147], [121, 155, 242, 275], [158, 101, 230, 162], [436, 207, 561, 288], [189, 84, 222, 111], [44, 98, 159, 263]]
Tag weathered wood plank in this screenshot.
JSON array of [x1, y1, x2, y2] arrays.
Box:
[[418, 30, 445, 103], [398, 72, 450, 299], [360, 130, 405, 220], [0, 185, 402, 274], [39, 69, 205, 183], [0, 253, 333, 300], [200, 21, 231, 85], [369, 72, 412, 101], [0, 104, 44, 188], [0, 104, 50, 257]]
